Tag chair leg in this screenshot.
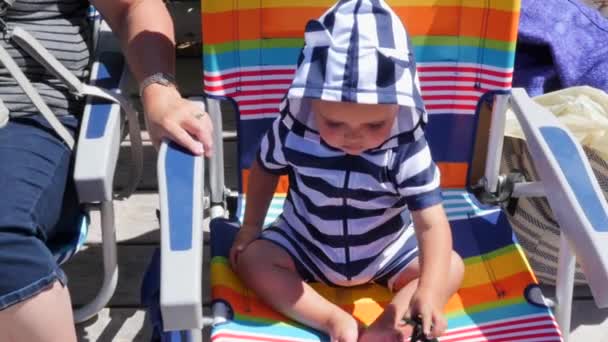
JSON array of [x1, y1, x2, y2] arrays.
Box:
[[555, 233, 575, 342], [207, 97, 227, 219], [73, 200, 118, 323]]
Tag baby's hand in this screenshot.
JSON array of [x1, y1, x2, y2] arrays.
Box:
[[229, 225, 260, 269], [405, 288, 447, 339]]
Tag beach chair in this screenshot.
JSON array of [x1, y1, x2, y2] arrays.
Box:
[[150, 0, 608, 341], [16, 9, 142, 323]]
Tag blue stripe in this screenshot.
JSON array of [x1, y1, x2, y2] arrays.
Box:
[[303, 46, 329, 99], [165, 142, 195, 251], [239, 118, 277, 169], [86, 52, 124, 139], [212, 320, 325, 340], [540, 127, 608, 232], [371, 0, 398, 101], [204, 46, 514, 73], [451, 211, 515, 259], [414, 45, 515, 69], [425, 114, 476, 162]]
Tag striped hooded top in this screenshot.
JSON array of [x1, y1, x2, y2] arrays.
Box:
[[257, 0, 443, 287]]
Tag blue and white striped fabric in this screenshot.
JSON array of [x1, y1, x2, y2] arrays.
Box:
[[256, 0, 442, 288]]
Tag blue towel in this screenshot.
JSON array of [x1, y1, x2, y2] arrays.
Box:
[[514, 0, 608, 96]]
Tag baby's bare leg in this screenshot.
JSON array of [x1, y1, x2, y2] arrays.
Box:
[[236, 240, 358, 342]]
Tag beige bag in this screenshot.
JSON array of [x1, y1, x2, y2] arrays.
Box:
[[502, 86, 608, 285]]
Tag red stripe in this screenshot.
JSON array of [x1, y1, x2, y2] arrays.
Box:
[[417, 66, 513, 78], [205, 69, 295, 82], [445, 316, 557, 336], [205, 79, 291, 92], [422, 95, 481, 101], [241, 109, 280, 116], [419, 76, 511, 87], [211, 332, 302, 342], [235, 89, 287, 97], [443, 325, 560, 342], [421, 85, 496, 93], [445, 332, 561, 342], [425, 104, 477, 110], [239, 98, 282, 106]]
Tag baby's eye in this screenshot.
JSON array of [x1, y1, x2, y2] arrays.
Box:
[[366, 122, 386, 130], [325, 121, 343, 129]]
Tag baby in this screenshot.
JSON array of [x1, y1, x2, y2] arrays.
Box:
[[230, 1, 464, 341]]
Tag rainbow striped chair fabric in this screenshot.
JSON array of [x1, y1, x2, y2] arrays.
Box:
[[199, 1, 564, 341]]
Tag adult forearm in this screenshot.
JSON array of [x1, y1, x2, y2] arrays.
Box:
[[95, 0, 176, 83]]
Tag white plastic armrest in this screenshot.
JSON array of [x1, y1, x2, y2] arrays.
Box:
[[510, 88, 608, 308], [73, 22, 124, 203], [158, 140, 204, 331]]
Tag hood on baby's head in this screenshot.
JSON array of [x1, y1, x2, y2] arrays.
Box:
[[281, 0, 427, 150]]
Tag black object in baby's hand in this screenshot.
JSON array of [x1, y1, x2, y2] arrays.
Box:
[[402, 317, 438, 342]]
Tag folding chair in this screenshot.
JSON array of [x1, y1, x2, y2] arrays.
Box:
[[34, 10, 142, 323], [150, 0, 608, 341]]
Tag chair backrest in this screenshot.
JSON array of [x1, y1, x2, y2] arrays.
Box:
[[202, 0, 520, 192]]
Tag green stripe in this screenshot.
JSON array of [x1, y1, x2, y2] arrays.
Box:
[[211, 256, 230, 265], [411, 35, 516, 51], [463, 244, 519, 266], [204, 38, 304, 54], [445, 297, 526, 319]]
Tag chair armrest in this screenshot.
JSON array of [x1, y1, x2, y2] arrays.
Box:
[[73, 23, 125, 203], [510, 88, 608, 308], [158, 140, 205, 331]]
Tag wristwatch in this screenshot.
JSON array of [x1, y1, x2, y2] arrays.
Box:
[[139, 72, 177, 96]]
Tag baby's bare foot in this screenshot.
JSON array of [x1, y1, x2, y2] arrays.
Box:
[[324, 309, 359, 342]]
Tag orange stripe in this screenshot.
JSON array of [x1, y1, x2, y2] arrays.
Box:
[[438, 162, 468, 188], [213, 284, 390, 325], [444, 271, 535, 312], [213, 286, 289, 322], [202, 9, 261, 45], [203, 7, 517, 44], [241, 169, 289, 194], [395, 7, 518, 42]]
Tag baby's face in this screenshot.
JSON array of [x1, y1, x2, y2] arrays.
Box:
[[313, 100, 397, 155]]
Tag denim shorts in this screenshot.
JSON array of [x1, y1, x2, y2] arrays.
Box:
[[0, 115, 80, 310]]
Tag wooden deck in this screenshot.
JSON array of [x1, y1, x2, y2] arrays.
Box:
[[66, 1, 608, 340]]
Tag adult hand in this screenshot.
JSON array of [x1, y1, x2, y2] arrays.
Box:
[[141, 84, 213, 157]]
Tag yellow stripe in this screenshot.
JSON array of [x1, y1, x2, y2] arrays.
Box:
[[461, 248, 530, 288], [203, 0, 520, 13], [212, 258, 395, 304], [211, 258, 247, 292], [213, 247, 533, 295]]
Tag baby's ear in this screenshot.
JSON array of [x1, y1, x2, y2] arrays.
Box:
[[304, 20, 334, 47], [376, 47, 411, 68]]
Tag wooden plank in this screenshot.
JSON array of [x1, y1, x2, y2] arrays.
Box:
[[570, 300, 608, 341], [76, 308, 151, 342], [64, 245, 211, 307], [86, 193, 159, 244], [76, 307, 212, 342], [86, 193, 213, 245]]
